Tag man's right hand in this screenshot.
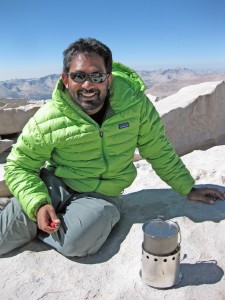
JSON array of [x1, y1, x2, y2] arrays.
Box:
[[36, 204, 61, 234]]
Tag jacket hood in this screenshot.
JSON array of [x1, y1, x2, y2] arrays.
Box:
[[112, 62, 146, 92]]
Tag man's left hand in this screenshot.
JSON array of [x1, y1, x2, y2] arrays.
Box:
[[187, 187, 225, 204]]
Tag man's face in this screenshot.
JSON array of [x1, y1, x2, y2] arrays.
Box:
[[62, 53, 112, 115]]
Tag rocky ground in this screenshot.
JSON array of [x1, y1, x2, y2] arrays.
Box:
[[0, 146, 225, 300], [0, 81, 225, 299]]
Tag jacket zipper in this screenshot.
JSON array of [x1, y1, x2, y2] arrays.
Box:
[[98, 127, 107, 187]]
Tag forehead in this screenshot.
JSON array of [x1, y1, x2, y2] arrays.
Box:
[[69, 53, 106, 72]]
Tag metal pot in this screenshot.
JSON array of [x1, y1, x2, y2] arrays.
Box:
[[142, 218, 181, 255]]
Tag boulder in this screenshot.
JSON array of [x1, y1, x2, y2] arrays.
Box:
[[0, 139, 13, 154], [151, 80, 225, 155], [0, 164, 12, 197], [0, 98, 45, 135]]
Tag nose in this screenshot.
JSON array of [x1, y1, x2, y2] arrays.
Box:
[[81, 77, 95, 89]]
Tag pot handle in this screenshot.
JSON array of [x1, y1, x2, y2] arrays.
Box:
[[157, 216, 182, 245], [175, 221, 182, 245]]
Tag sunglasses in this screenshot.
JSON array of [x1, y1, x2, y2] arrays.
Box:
[[68, 71, 109, 83]]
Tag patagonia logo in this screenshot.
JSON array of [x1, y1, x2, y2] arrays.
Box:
[[119, 122, 129, 129]]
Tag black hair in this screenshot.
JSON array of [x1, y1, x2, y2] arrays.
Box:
[[63, 38, 112, 74]]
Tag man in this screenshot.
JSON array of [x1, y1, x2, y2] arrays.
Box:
[[1, 38, 224, 256]]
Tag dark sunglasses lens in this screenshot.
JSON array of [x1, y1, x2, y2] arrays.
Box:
[[70, 72, 87, 82], [90, 73, 107, 83], [69, 72, 107, 83]]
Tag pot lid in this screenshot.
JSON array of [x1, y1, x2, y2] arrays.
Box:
[[142, 219, 179, 238]]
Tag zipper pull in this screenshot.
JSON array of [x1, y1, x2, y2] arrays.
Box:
[[99, 128, 103, 137]]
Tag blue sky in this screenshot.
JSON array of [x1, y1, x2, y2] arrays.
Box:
[[0, 0, 224, 80]]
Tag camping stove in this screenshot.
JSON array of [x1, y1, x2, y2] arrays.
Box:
[[141, 244, 182, 288], [141, 218, 182, 288]]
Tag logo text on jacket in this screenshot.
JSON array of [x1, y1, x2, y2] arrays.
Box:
[[119, 122, 129, 129]]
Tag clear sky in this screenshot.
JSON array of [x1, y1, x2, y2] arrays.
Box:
[[0, 0, 224, 80]]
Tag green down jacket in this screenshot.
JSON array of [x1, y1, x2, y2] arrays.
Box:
[[4, 62, 195, 221]]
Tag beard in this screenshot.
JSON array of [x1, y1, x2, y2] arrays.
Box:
[[68, 87, 109, 112]]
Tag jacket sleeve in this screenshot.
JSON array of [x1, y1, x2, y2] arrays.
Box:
[[4, 117, 53, 221], [137, 95, 195, 196]]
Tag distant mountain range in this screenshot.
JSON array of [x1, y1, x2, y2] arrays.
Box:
[[0, 68, 225, 100], [0, 74, 60, 100], [138, 68, 225, 98]]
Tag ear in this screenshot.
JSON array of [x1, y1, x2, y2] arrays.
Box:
[[107, 73, 113, 89], [62, 72, 69, 88]]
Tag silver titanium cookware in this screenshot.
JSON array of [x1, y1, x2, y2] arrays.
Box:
[[141, 218, 182, 288]]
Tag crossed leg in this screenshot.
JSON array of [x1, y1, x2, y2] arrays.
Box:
[[0, 169, 120, 257]]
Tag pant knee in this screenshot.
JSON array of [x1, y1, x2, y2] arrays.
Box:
[[40, 198, 120, 257], [57, 242, 88, 257], [57, 211, 120, 257]]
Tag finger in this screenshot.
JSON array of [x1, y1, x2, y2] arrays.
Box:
[[188, 193, 215, 205], [205, 189, 224, 200], [46, 210, 60, 232], [43, 221, 60, 233], [44, 227, 58, 234], [46, 207, 60, 224], [213, 190, 225, 200], [199, 196, 215, 205], [49, 220, 61, 229], [203, 197, 215, 205]]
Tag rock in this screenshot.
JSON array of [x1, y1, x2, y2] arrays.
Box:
[[0, 164, 12, 197], [0, 139, 13, 154], [146, 93, 158, 102], [0, 150, 10, 164], [133, 148, 142, 161], [152, 80, 225, 155], [0, 99, 45, 135]]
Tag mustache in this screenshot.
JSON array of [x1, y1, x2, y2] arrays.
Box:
[[78, 89, 100, 94]]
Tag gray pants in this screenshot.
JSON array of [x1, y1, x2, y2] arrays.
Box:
[[0, 169, 120, 257]]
